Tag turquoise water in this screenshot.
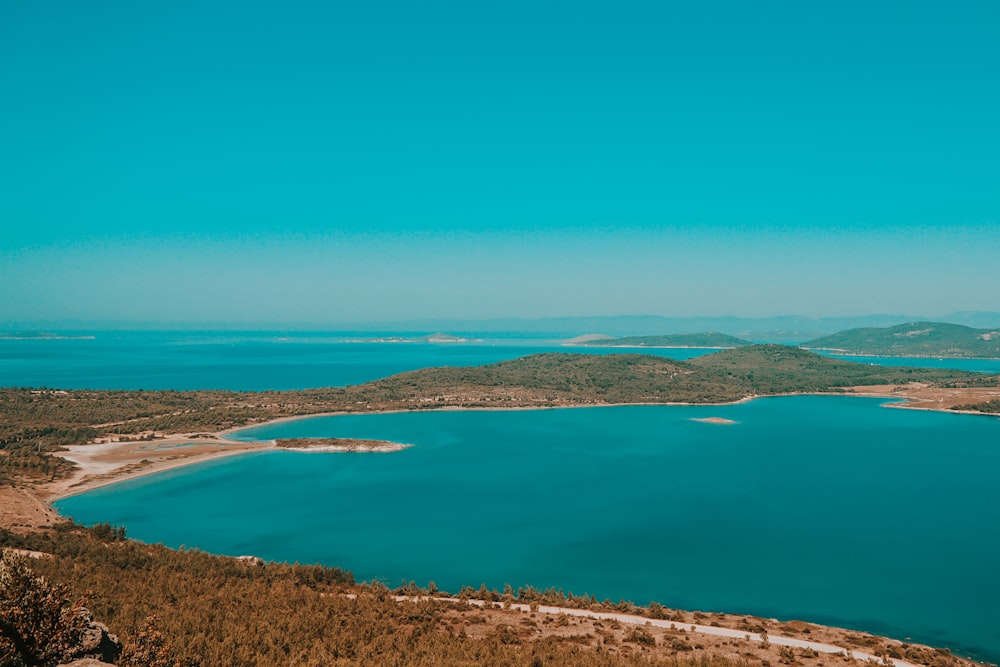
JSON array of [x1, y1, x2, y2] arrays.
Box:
[[0, 332, 718, 390], [822, 353, 1000, 374], [3, 331, 999, 391], [56, 397, 1000, 661]]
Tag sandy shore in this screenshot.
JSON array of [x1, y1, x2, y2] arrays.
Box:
[[44, 437, 271, 501]]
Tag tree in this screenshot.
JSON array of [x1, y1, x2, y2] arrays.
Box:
[[119, 616, 177, 667], [0, 552, 89, 667]]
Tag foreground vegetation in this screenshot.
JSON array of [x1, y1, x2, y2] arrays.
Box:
[[803, 322, 1000, 358], [2, 346, 996, 485], [0, 526, 980, 667], [0, 526, 750, 666]]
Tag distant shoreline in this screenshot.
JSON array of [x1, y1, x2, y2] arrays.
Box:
[[805, 347, 1000, 361]]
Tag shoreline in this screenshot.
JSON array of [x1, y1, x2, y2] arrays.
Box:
[[43, 390, 998, 505], [805, 348, 1000, 361]]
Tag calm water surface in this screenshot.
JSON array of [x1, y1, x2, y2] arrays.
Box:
[[3, 331, 999, 390], [0, 332, 716, 390], [56, 397, 1000, 661]]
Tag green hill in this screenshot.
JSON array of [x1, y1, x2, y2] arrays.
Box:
[[803, 321, 1000, 358], [577, 332, 752, 348], [687, 344, 988, 394], [347, 346, 989, 406], [2, 346, 997, 484]]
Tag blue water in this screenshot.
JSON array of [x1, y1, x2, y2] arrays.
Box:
[[2, 331, 998, 391], [56, 397, 1000, 661], [822, 353, 1000, 374], [0, 332, 718, 390]]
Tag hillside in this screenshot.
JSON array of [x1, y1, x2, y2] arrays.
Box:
[[2, 525, 979, 667], [576, 332, 752, 348], [687, 344, 992, 394], [804, 322, 1000, 358]]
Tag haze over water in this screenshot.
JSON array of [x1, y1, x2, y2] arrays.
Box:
[[57, 396, 1000, 662]]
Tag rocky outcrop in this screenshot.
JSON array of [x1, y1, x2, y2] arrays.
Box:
[[60, 608, 121, 665]]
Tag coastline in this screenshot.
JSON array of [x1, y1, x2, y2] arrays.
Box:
[[43, 389, 999, 506], [46, 438, 269, 502], [805, 347, 1000, 361]]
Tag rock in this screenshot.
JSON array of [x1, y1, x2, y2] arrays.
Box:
[[66, 608, 122, 664]]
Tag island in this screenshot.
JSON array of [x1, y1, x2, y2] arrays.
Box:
[[275, 437, 411, 452], [803, 321, 1000, 358]]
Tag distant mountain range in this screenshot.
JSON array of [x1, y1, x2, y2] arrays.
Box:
[[803, 322, 1000, 358]]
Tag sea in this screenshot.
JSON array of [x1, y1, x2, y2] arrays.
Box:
[[3, 331, 1000, 390], [5, 332, 999, 661]]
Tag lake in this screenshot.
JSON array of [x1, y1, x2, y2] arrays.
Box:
[[55, 396, 1000, 662]]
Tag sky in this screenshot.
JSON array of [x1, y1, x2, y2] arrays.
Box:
[[2, 1, 998, 328]]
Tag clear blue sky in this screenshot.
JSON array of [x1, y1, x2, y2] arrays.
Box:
[[2, 1, 998, 327]]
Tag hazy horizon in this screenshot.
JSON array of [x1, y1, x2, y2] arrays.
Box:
[[3, 2, 998, 327], [5, 312, 1000, 340]]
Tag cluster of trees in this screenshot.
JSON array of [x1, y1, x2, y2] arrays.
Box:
[[1, 524, 781, 667], [1, 522, 973, 667], [954, 399, 1000, 414], [0, 550, 92, 666], [688, 345, 996, 395]]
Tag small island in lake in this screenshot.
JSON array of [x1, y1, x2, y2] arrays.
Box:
[[691, 416, 737, 424], [275, 437, 411, 452]]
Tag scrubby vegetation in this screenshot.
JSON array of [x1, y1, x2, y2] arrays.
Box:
[[803, 322, 1000, 358], [953, 399, 1000, 414], [0, 550, 92, 666], [687, 345, 996, 395], [1, 525, 768, 667], [1, 524, 984, 667]]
